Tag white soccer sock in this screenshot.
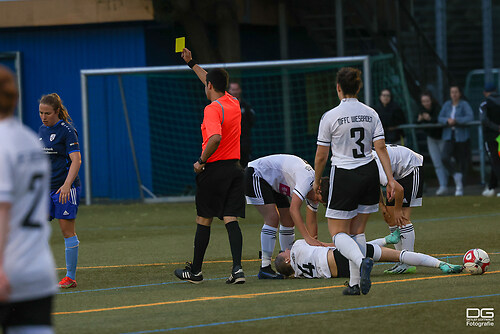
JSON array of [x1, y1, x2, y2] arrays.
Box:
[[334, 233, 363, 286], [352, 233, 366, 256], [279, 225, 295, 251], [400, 223, 415, 252], [400, 250, 440, 268], [369, 238, 387, 247], [389, 225, 402, 251], [261, 224, 277, 267]]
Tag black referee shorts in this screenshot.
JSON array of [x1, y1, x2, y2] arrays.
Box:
[[0, 295, 53, 329], [196, 159, 245, 220]]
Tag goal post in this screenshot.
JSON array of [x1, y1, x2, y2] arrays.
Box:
[[81, 56, 380, 204]]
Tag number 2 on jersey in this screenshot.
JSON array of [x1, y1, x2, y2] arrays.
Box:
[[350, 127, 365, 158], [21, 173, 44, 228]]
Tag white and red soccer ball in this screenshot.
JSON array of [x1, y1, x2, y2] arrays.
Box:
[[463, 248, 490, 275]]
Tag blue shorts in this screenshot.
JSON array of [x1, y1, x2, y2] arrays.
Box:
[[49, 186, 80, 220]]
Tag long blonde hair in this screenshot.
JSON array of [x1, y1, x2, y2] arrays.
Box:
[[39, 93, 72, 123]]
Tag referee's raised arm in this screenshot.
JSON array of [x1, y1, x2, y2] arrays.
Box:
[[181, 48, 207, 85]]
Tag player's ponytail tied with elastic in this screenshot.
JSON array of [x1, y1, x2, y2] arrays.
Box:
[[40, 93, 73, 124]]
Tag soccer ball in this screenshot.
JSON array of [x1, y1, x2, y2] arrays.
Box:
[[463, 248, 490, 275]]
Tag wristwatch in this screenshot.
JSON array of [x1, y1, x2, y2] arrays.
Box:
[[198, 157, 206, 165]]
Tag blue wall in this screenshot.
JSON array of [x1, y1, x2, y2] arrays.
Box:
[[0, 24, 151, 200]]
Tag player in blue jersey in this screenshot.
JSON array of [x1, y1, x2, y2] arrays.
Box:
[[38, 93, 81, 289]]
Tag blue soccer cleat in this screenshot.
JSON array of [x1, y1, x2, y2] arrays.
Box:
[[360, 257, 374, 295]]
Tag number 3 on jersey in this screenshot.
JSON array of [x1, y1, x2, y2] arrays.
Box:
[[350, 127, 365, 158]]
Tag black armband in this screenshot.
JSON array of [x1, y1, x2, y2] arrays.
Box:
[[198, 157, 206, 165], [188, 60, 197, 69]]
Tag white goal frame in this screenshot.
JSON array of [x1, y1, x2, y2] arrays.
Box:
[[80, 56, 371, 205]]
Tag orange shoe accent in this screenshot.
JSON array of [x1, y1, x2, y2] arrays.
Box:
[[59, 276, 77, 288]]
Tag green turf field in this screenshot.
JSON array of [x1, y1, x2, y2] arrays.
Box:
[[51, 196, 500, 333]]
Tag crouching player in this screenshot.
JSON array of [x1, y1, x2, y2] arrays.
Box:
[[373, 144, 423, 274], [245, 154, 326, 279], [274, 234, 463, 281]]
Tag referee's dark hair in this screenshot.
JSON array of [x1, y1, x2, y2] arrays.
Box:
[[206, 68, 229, 93], [336, 67, 363, 96]]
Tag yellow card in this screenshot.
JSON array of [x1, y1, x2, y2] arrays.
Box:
[[175, 37, 185, 53]]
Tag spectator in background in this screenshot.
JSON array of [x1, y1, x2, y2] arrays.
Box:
[[228, 82, 255, 168], [438, 85, 474, 196], [374, 88, 406, 144], [417, 91, 448, 196], [479, 83, 500, 197]]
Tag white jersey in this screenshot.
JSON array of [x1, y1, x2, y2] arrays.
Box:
[[248, 154, 317, 209], [290, 240, 334, 279], [317, 98, 385, 169], [373, 144, 424, 186], [0, 117, 58, 302]]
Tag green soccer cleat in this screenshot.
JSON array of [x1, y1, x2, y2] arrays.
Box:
[[384, 229, 401, 245], [384, 263, 417, 274], [439, 262, 464, 274]]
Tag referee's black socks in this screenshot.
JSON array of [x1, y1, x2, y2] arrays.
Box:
[[225, 221, 243, 269], [192, 224, 211, 274]]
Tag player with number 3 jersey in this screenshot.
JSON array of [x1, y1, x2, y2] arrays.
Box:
[[313, 67, 405, 296]]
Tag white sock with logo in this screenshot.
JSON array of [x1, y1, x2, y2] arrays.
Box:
[[279, 225, 295, 251], [400, 223, 415, 252], [261, 224, 277, 267]]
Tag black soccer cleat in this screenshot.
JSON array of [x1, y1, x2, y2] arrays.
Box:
[[360, 257, 374, 295], [174, 262, 203, 284], [226, 265, 246, 284], [258, 265, 284, 279], [342, 283, 361, 295]]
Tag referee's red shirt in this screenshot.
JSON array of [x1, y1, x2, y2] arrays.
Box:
[[201, 92, 241, 163]]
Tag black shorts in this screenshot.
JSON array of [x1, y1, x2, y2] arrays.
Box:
[[326, 160, 380, 219], [387, 166, 423, 208], [0, 296, 53, 329], [244, 167, 290, 208], [334, 244, 375, 278], [196, 159, 245, 220]]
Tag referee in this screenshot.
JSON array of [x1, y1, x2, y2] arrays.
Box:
[[174, 48, 246, 284]]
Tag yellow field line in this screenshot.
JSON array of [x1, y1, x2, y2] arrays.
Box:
[[53, 270, 500, 315]]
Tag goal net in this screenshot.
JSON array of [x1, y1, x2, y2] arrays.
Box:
[[81, 54, 409, 203]]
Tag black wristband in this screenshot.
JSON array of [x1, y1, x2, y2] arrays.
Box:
[[187, 60, 197, 69], [198, 157, 205, 165]]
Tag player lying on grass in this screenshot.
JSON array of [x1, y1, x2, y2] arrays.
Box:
[[245, 154, 327, 279], [373, 144, 424, 274], [274, 231, 462, 284]]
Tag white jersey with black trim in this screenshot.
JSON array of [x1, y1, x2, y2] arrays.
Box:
[[290, 240, 334, 279], [373, 144, 424, 186], [248, 154, 317, 210], [317, 98, 385, 169], [0, 117, 58, 302]]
